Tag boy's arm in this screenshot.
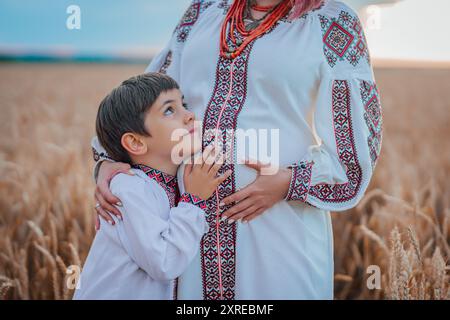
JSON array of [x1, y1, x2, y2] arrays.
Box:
[[113, 176, 208, 281]]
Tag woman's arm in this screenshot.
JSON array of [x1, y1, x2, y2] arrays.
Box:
[[220, 2, 383, 221], [92, 136, 133, 228], [283, 3, 383, 211]]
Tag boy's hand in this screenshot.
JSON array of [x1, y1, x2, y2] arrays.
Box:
[[183, 144, 232, 201]]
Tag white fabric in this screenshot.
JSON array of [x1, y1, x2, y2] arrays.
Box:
[[90, 0, 381, 299], [74, 169, 209, 300], [91, 136, 109, 181]]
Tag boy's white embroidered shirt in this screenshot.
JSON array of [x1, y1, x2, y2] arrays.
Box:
[[73, 168, 208, 300]]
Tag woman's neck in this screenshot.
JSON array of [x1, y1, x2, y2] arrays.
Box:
[[249, 0, 285, 20], [253, 0, 283, 6]]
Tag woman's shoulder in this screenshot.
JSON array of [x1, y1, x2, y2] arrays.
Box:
[[309, 0, 371, 71], [172, 0, 226, 44], [292, 1, 362, 33], [315, 0, 360, 19], [176, 0, 227, 22]]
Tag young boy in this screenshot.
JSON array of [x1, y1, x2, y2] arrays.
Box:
[[73, 72, 230, 300]]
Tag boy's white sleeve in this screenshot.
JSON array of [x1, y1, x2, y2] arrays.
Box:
[[112, 175, 209, 281]]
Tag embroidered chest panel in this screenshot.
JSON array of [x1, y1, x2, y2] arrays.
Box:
[[200, 19, 283, 300]]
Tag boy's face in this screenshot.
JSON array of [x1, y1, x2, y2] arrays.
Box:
[[143, 88, 201, 163]]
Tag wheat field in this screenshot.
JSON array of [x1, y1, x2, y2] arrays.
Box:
[[0, 63, 448, 300]]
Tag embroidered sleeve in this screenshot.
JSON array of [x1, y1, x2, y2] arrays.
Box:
[[145, 0, 216, 80], [285, 3, 383, 212], [91, 136, 115, 181], [179, 192, 207, 210]]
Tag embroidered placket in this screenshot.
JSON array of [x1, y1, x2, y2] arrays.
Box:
[[213, 58, 236, 300]]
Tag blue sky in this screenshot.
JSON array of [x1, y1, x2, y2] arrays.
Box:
[[0, 0, 192, 57], [1, 0, 449, 61]]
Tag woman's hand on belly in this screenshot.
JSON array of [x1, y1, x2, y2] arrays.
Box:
[[220, 159, 292, 223]]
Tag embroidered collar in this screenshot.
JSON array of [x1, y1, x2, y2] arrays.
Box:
[[133, 164, 179, 208]]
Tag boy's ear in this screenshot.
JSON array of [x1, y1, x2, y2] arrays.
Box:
[[121, 133, 148, 156]]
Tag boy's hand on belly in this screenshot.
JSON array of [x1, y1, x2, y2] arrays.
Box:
[[184, 144, 232, 201], [220, 159, 292, 223]]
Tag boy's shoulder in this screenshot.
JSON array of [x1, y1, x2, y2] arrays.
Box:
[[110, 168, 161, 199]]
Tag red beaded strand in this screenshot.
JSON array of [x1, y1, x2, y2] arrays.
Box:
[[220, 0, 292, 59], [251, 4, 275, 12]]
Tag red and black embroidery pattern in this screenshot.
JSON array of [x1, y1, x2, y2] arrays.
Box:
[[200, 36, 250, 301], [134, 164, 179, 208], [319, 10, 370, 68], [309, 80, 363, 203], [159, 50, 173, 74], [180, 192, 207, 210], [200, 20, 283, 300], [285, 80, 363, 205], [285, 160, 314, 202], [174, 0, 214, 43], [360, 80, 382, 170]]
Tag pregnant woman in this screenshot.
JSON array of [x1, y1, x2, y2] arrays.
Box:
[[92, 0, 383, 299]]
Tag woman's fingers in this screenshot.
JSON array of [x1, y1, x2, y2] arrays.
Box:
[[97, 161, 129, 207], [95, 214, 100, 231], [98, 181, 122, 207], [116, 168, 135, 176], [242, 207, 265, 223], [114, 162, 134, 176], [221, 197, 254, 220], [225, 205, 261, 224], [96, 187, 122, 218], [94, 200, 115, 225], [220, 187, 251, 207], [242, 158, 265, 172]]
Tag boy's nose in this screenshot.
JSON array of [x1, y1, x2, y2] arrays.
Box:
[[184, 110, 195, 123]]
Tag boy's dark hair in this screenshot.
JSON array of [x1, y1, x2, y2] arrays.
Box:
[[96, 72, 179, 164]]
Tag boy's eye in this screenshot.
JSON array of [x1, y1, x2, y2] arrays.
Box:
[[182, 102, 189, 110], [163, 106, 174, 116]]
